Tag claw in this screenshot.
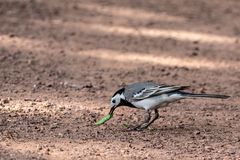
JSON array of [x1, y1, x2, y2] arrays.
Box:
[[125, 110, 159, 131], [126, 124, 148, 131]]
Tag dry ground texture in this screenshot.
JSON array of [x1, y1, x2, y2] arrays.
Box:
[[0, 0, 240, 159]]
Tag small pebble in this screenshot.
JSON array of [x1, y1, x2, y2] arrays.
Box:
[[191, 52, 198, 56], [58, 133, 64, 138], [37, 145, 43, 151], [2, 99, 10, 104], [205, 146, 214, 152]]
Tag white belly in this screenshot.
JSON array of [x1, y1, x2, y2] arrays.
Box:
[[131, 94, 183, 110]]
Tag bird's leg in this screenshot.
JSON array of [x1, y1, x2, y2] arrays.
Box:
[[138, 109, 159, 130], [129, 110, 151, 131]]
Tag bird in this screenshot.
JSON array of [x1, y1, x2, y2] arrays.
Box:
[[108, 81, 230, 131]]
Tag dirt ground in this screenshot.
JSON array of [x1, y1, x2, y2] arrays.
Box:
[[0, 0, 240, 159]]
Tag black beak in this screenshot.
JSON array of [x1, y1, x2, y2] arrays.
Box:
[[109, 106, 116, 115]]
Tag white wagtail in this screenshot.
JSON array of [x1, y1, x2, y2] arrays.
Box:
[[108, 81, 230, 131]]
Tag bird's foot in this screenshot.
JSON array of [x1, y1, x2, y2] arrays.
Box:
[[126, 124, 148, 131]]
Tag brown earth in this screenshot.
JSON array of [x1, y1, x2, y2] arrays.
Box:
[[0, 0, 240, 159]]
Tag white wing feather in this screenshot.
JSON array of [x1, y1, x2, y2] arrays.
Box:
[[132, 85, 188, 100]]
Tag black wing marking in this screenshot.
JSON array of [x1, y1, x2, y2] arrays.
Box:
[[132, 85, 189, 100]]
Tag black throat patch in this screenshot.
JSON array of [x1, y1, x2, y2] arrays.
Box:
[[113, 87, 137, 108], [119, 99, 137, 108]]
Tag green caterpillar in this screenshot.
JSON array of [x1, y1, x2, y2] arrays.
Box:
[[95, 113, 113, 126]]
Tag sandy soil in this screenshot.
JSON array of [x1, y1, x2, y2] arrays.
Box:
[[0, 0, 240, 159]]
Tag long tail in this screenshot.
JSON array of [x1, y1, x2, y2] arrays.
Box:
[[182, 92, 230, 99]]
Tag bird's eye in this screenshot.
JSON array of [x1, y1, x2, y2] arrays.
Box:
[[112, 99, 116, 103]]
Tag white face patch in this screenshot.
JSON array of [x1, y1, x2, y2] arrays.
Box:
[[110, 93, 125, 108]]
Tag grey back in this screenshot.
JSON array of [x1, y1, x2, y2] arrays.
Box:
[[124, 82, 158, 101]]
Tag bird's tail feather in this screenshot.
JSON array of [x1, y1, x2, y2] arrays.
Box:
[[182, 92, 230, 99]]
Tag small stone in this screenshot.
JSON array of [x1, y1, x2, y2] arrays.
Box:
[[24, 98, 33, 101], [9, 34, 15, 38], [59, 106, 65, 111], [45, 151, 50, 155], [64, 129, 71, 134], [35, 99, 43, 102], [2, 99, 9, 104], [37, 145, 43, 151], [194, 47, 199, 51], [0, 102, 4, 107], [120, 150, 125, 153], [205, 146, 213, 152], [191, 52, 198, 56], [193, 40, 199, 44], [194, 131, 201, 135], [58, 133, 64, 138], [84, 83, 93, 88], [44, 102, 53, 108], [205, 112, 213, 116], [35, 76, 40, 80], [200, 87, 206, 93], [50, 125, 58, 130], [229, 149, 236, 155], [46, 83, 53, 87], [237, 137, 240, 142], [28, 59, 35, 65], [95, 153, 101, 156]]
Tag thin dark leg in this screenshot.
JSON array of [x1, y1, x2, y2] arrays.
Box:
[[129, 110, 151, 131], [138, 109, 159, 130]]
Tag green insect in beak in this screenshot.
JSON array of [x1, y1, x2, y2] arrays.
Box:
[[95, 107, 116, 126]]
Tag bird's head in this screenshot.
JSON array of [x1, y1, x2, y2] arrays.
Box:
[[109, 88, 125, 114]]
